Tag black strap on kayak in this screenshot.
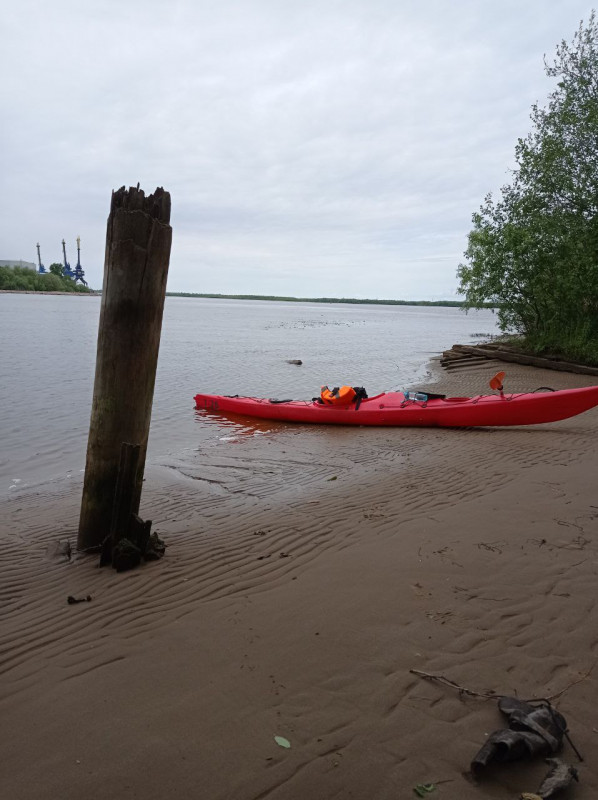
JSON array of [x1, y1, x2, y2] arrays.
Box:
[[268, 398, 293, 404], [416, 391, 446, 400], [353, 386, 368, 410]]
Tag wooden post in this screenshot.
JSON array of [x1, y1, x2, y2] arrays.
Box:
[[78, 186, 172, 551], [110, 442, 141, 543]]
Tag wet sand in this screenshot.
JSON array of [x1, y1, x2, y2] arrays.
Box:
[[2, 360, 597, 799]]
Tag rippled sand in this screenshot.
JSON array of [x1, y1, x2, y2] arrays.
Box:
[[2, 361, 597, 799]]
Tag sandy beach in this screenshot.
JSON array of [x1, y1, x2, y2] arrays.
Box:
[[2, 359, 597, 800]]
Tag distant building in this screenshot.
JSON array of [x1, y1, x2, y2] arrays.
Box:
[[0, 260, 37, 271]]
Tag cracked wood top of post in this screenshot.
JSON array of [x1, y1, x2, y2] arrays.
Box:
[[110, 185, 171, 224]]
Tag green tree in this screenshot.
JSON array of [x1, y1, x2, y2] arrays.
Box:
[[41, 272, 67, 291], [49, 262, 64, 277], [0, 264, 91, 292], [0, 266, 17, 289], [458, 12, 598, 363]]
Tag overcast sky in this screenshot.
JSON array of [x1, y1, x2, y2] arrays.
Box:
[[1, 0, 594, 299]]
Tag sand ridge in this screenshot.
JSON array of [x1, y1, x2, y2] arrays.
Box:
[[1, 362, 597, 799]]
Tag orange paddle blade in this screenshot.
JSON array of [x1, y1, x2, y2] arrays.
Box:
[[489, 371, 506, 391]]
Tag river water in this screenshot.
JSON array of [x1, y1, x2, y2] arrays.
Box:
[[0, 294, 498, 499]]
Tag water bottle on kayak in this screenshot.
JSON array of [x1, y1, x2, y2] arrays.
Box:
[[403, 390, 428, 402]]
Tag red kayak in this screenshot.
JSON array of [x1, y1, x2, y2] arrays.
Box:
[[194, 385, 598, 428]]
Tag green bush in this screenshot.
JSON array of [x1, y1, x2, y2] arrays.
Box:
[[0, 265, 91, 293], [458, 13, 598, 365]]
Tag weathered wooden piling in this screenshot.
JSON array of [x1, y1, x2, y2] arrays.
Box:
[[77, 186, 172, 551], [109, 442, 142, 544]]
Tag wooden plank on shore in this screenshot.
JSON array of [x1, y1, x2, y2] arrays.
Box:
[[444, 358, 500, 370]]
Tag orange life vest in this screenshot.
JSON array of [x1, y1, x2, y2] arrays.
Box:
[[320, 385, 357, 406]]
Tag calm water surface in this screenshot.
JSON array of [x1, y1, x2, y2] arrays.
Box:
[[0, 294, 499, 498]]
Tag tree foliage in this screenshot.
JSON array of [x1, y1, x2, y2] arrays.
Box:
[[49, 262, 64, 277], [0, 266, 90, 292], [458, 12, 598, 362]]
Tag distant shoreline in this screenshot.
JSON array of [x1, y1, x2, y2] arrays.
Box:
[[1, 288, 468, 307], [0, 289, 491, 309], [165, 292, 468, 308], [0, 289, 98, 296]]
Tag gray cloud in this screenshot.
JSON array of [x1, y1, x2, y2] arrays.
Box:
[[1, 0, 593, 298]]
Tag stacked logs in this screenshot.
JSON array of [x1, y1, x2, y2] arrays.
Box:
[[440, 343, 598, 376]]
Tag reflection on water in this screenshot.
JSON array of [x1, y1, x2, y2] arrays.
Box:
[[193, 407, 289, 440]]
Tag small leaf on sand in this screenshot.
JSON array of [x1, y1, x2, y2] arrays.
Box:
[[274, 735, 291, 749], [327, 476, 337, 481], [414, 785, 436, 797]]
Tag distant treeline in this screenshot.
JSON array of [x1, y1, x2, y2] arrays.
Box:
[[0, 266, 91, 293], [165, 292, 475, 308]]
